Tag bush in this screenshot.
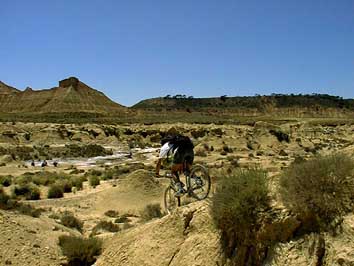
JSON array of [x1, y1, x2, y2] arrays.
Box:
[[101, 169, 114, 180], [58, 179, 73, 193], [280, 153, 354, 231], [31, 171, 71, 186], [88, 169, 102, 177], [60, 212, 84, 232], [14, 174, 32, 185], [140, 203, 163, 221], [89, 176, 100, 188], [0, 175, 12, 187], [91, 220, 120, 236], [12, 183, 41, 200], [47, 184, 64, 198], [211, 169, 269, 260], [58, 235, 102, 266], [1, 188, 42, 217], [71, 176, 85, 190]]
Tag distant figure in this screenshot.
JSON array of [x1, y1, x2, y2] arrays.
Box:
[[31, 160, 35, 167], [41, 160, 47, 167], [53, 161, 58, 167]]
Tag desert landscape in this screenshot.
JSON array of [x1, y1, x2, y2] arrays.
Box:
[[1, 111, 354, 265]]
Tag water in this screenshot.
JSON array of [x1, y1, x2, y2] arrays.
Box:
[[27, 147, 159, 168]]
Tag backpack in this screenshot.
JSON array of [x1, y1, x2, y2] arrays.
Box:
[[161, 134, 194, 150]]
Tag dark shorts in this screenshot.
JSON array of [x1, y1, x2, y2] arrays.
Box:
[[173, 147, 194, 165]]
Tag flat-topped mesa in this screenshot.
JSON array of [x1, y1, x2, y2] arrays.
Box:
[[59, 77, 80, 89]]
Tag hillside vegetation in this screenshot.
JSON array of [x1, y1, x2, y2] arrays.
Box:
[[1, 77, 354, 123], [133, 94, 354, 113]]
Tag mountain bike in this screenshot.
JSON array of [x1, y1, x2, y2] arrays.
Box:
[[163, 164, 211, 214]]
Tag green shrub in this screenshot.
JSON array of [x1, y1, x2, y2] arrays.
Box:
[[211, 169, 269, 259], [30, 171, 71, 186], [14, 174, 32, 185], [86, 169, 103, 177], [101, 169, 114, 180], [0, 175, 12, 187], [280, 153, 354, 231], [60, 212, 84, 232], [58, 235, 102, 266], [1, 188, 42, 216], [89, 176, 100, 188], [140, 203, 163, 221], [47, 184, 64, 198], [91, 220, 120, 236], [71, 176, 85, 190], [12, 183, 41, 200], [58, 179, 73, 193]]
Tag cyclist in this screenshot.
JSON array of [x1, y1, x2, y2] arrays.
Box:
[[155, 134, 194, 197]]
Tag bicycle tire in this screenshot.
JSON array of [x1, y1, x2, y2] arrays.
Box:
[[163, 185, 181, 214], [188, 164, 211, 200]]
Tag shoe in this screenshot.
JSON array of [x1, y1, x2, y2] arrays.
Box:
[[175, 182, 185, 197]]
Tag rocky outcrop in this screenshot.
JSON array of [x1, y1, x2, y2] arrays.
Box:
[[0, 77, 127, 115], [58, 77, 80, 89], [96, 201, 223, 266]]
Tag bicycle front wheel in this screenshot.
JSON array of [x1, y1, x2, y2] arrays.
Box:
[[188, 164, 211, 200], [164, 185, 181, 214]]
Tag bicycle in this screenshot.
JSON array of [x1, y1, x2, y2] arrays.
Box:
[[163, 164, 211, 214]]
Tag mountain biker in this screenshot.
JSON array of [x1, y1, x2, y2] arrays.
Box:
[[155, 134, 194, 197]]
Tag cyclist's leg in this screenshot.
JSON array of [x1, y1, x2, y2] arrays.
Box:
[[171, 163, 183, 183], [183, 148, 194, 175]]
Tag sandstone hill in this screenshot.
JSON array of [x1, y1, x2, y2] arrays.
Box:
[[133, 94, 354, 117], [0, 81, 20, 94], [0, 77, 126, 115]]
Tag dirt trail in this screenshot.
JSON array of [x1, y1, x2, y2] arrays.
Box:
[[96, 200, 223, 266]]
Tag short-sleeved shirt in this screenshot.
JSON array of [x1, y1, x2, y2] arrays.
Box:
[[159, 142, 178, 159], [159, 141, 194, 166]]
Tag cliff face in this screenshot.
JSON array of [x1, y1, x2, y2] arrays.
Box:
[[0, 77, 126, 114], [0, 81, 20, 95]]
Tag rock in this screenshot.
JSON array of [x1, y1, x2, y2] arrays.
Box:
[[59, 77, 79, 88]]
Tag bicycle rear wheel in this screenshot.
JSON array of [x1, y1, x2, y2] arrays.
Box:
[[164, 185, 181, 214], [188, 164, 211, 200]]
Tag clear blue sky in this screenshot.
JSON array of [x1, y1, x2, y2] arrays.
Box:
[[1, 0, 353, 106]]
